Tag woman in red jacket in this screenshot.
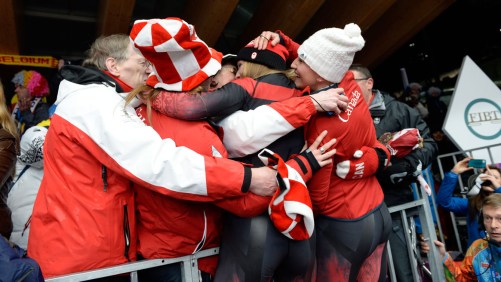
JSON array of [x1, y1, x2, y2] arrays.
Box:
[[256, 24, 392, 282]]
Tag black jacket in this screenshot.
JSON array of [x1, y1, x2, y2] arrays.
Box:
[[370, 90, 438, 206]]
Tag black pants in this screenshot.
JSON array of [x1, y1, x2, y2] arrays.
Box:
[[388, 216, 416, 282], [315, 203, 392, 282], [215, 213, 315, 282]]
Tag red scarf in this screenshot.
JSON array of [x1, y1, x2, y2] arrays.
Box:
[[103, 70, 133, 92]]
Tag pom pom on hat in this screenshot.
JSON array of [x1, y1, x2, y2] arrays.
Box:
[[11, 70, 49, 97], [237, 43, 289, 70], [130, 17, 222, 91], [258, 149, 314, 240], [297, 23, 365, 83]]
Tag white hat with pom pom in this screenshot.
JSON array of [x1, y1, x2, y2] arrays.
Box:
[[297, 23, 365, 83]]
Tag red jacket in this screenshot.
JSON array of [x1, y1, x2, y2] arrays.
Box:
[[135, 106, 269, 275], [28, 67, 252, 277], [305, 72, 384, 219]]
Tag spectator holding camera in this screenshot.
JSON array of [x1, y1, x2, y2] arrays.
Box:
[[437, 158, 501, 247]]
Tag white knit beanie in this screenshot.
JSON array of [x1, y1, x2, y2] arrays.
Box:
[[297, 23, 365, 83]]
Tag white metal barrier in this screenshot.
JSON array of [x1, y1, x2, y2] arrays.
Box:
[[45, 247, 219, 282], [386, 183, 445, 282]]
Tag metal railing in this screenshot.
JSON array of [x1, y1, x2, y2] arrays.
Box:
[[386, 182, 445, 282], [436, 143, 501, 254], [45, 247, 219, 282]]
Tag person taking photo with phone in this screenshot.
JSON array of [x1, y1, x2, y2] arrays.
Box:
[[437, 158, 501, 247]]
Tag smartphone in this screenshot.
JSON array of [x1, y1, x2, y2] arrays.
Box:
[[468, 159, 486, 169]]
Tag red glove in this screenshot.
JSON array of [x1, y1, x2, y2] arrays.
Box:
[[336, 145, 390, 180]]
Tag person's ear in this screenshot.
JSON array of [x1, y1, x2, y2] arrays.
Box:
[[105, 57, 120, 76], [366, 77, 374, 90]]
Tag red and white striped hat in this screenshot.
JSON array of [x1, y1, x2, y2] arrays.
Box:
[[130, 17, 222, 91], [258, 149, 314, 240]]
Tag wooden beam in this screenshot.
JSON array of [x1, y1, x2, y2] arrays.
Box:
[[297, 0, 396, 42], [97, 0, 136, 36], [183, 0, 239, 47], [240, 0, 325, 46], [0, 0, 21, 54], [358, 0, 455, 68]]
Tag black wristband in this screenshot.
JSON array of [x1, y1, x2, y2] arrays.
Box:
[[293, 156, 308, 174], [300, 148, 321, 173], [241, 166, 252, 193], [374, 147, 388, 174]]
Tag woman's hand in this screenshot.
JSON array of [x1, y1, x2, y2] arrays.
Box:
[[252, 31, 280, 50], [306, 130, 336, 168], [451, 157, 472, 174], [482, 166, 501, 189], [309, 88, 348, 115]]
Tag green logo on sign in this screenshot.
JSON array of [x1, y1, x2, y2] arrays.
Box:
[[464, 98, 501, 140]]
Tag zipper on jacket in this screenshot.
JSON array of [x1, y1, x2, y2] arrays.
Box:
[[101, 165, 108, 192], [193, 210, 207, 254], [123, 204, 131, 262]]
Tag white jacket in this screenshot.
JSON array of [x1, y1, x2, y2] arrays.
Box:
[[8, 126, 47, 249]]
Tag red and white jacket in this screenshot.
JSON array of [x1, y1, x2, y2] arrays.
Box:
[[134, 106, 270, 275], [28, 66, 253, 277]]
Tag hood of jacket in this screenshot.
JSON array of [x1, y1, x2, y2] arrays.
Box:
[[18, 126, 47, 169], [55, 65, 120, 106]]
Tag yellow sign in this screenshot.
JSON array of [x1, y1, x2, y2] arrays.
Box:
[[0, 54, 59, 68]]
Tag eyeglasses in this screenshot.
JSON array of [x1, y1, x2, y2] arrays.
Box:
[[354, 77, 371, 81], [139, 60, 152, 68]]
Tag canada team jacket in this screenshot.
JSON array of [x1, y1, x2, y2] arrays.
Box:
[[305, 72, 384, 219], [28, 66, 252, 277]]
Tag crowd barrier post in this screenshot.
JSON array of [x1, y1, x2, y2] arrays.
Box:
[[386, 182, 445, 282]]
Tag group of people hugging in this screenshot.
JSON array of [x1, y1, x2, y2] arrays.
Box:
[[2, 17, 404, 282]]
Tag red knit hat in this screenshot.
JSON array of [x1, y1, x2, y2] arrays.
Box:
[[237, 42, 289, 70], [258, 149, 314, 240], [130, 17, 222, 91]]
